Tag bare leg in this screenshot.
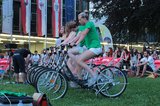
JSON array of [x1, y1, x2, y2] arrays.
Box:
[[67, 57, 83, 78], [141, 64, 147, 76], [67, 58, 77, 75], [21, 73, 26, 83], [136, 66, 140, 76], [14, 73, 19, 82], [74, 50, 97, 77], [67, 47, 81, 76], [74, 62, 83, 79]]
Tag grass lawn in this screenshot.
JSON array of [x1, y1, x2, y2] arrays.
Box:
[[0, 77, 160, 106]]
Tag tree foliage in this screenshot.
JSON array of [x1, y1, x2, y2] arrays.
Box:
[[91, 0, 160, 43]]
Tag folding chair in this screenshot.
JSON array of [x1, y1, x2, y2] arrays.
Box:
[[0, 58, 11, 81]]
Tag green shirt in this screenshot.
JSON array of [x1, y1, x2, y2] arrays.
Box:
[[78, 26, 86, 47], [83, 21, 101, 49]]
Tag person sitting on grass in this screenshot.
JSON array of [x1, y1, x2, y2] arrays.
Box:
[[121, 48, 130, 71], [130, 48, 139, 72], [136, 50, 156, 77]]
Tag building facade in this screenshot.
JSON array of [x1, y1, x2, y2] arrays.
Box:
[[0, 0, 89, 51]]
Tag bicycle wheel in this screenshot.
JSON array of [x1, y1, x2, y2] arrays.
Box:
[[36, 70, 68, 100], [27, 66, 41, 84], [97, 66, 127, 98], [29, 66, 45, 85], [31, 66, 48, 85]]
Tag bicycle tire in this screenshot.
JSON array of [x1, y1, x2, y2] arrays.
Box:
[[36, 70, 68, 100], [27, 66, 41, 84], [97, 66, 127, 98]]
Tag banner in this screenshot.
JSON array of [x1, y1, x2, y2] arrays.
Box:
[[21, 0, 31, 34], [96, 24, 113, 52], [2, 0, 13, 34], [52, 0, 62, 37], [65, 0, 75, 22], [36, 0, 47, 36]]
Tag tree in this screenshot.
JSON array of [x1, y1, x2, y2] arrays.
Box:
[[91, 0, 160, 43]]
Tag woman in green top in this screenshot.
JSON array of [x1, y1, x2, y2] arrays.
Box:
[[68, 12, 102, 87]]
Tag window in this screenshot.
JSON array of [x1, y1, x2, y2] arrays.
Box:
[[76, 0, 89, 20], [31, 2, 37, 36], [31, 1, 52, 37], [82, 1, 88, 10], [48, 0, 52, 7], [47, 6, 52, 37], [62, 0, 66, 25], [13, 1, 20, 34]]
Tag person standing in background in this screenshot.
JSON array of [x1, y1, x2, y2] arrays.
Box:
[[12, 48, 31, 83], [31, 50, 40, 66]]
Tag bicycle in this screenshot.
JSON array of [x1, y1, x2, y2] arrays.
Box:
[[35, 45, 127, 100]]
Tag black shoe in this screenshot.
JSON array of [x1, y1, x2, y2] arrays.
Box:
[[77, 79, 88, 87]]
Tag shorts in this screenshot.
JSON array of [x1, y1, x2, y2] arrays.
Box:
[[77, 46, 102, 55], [131, 66, 137, 72], [89, 48, 102, 55], [140, 65, 153, 72], [77, 46, 87, 54], [13, 54, 25, 73]]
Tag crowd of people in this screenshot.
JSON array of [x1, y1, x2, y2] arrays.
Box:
[[28, 46, 160, 77], [107, 47, 159, 77]]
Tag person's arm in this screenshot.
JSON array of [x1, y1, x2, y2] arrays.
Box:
[[137, 54, 141, 63], [114, 51, 118, 58], [61, 34, 67, 40], [75, 29, 90, 45], [121, 51, 125, 59], [38, 54, 41, 63], [25, 54, 31, 67], [31, 56, 34, 63], [69, 31, 81, 44], [124, 54, 129, 61], [137, 58, 148, 66], [61, 32, 76, 45], [137, 61, 148, 66], [130, 55, 133, 66]]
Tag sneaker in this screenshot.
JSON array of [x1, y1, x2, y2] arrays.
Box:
[[147, 73, 154, 78], [78, 79, 87, 85], [69, 81, 79, 88], [87, 74, 98, 87]]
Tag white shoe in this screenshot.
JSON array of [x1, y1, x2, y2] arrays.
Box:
[[69, 81, 79, 88], [87, 74, 98, 87]]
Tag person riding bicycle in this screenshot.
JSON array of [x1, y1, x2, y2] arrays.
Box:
[[67, 12, 102, 87], [61, 21, 78, 45]]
